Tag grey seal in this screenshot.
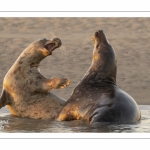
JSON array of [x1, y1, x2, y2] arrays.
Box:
[[57, 30, 141, 124], [0, 37, 70, 119]]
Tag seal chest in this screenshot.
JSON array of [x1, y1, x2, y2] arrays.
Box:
[[57, 30, 141, 124], [0, 37, 70, 119]]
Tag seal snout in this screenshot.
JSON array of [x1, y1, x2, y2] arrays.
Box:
[[44, 38, 62, 55], [95, 30, 104, 37], [53, 38, 62, 47], [94, 30, 108, 45]]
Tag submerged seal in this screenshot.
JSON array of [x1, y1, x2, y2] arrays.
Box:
[[0, 37, 70, 119], [57, 30, 141, 124]]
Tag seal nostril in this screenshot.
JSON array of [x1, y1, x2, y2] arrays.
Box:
[[98, 30, 103, 33], [53, 38, 60, 41], [95, 30, 103, 37], [53, 38, 62, 46]]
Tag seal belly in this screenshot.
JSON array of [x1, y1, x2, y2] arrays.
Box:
[[83, 87, 141, 124]]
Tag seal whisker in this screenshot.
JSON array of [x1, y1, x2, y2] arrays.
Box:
[[60, 49, 67, 58], [48, 31, 56, 39], [82, 35, 93, 46], [107, 37, 114, 42], [61, 46, 68, 55], [59, 45, 68, 58], [42, 33, 47, 39]]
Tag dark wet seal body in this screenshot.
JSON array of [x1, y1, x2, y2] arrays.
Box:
[[57, 30, 141, 124], [0, 38, 70, 119]]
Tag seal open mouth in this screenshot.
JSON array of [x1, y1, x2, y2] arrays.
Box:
[[44, 38, 62, 54]]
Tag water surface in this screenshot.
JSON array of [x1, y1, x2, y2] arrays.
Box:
[[0, 105, 150, 133]]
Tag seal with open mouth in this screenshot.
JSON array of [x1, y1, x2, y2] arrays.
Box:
[[57, 30, 141, 124], [0, 37, 70, 119]]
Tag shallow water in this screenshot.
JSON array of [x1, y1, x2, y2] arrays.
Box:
[[0, 105, 150, 133]]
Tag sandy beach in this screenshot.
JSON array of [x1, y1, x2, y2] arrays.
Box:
[[0, 17, 150, 105]]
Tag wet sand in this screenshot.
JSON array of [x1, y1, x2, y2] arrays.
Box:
[[0, 17, 150, 105]]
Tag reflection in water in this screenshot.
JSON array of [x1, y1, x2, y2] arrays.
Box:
[[0, 105, 150, 133]]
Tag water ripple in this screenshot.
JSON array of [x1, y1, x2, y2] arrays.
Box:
[[0, 106, 150, 133]]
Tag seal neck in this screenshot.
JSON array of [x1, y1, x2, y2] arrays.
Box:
[[15, 47, 45, 68], [83, 44, 117, 85], [80, 30, 117, 86]]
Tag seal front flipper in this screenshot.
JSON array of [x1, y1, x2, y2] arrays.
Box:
[[44, 78, 70, 90], [0, 89, 12, 109]]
